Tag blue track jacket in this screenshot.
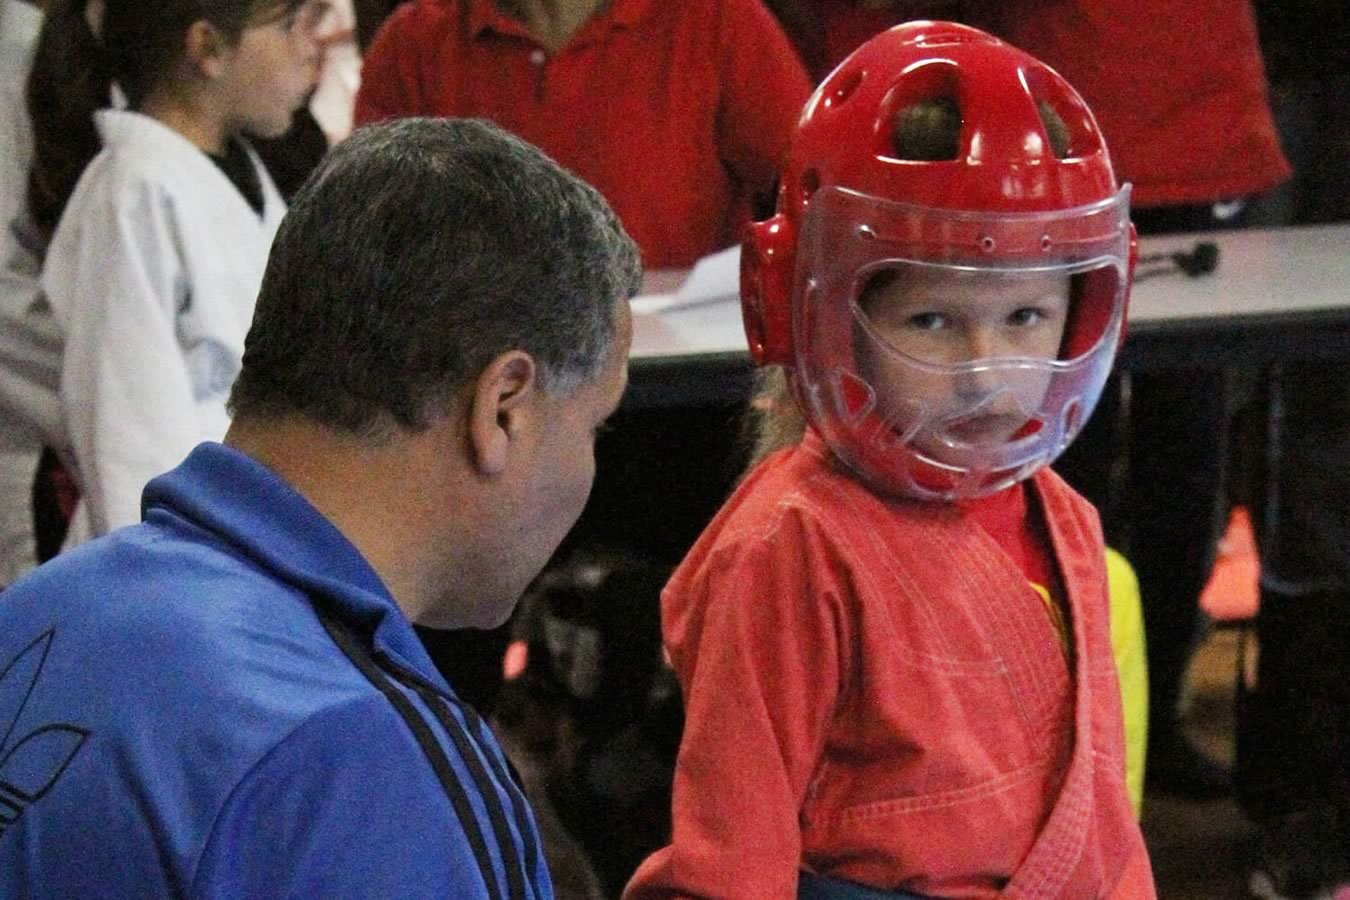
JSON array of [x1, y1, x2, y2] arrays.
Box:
[[0, 443, 553, 898]]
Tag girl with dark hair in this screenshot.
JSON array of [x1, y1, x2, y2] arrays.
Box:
[[26, 0, 328, 544]]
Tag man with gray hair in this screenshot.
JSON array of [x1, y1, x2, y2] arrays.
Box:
[[0, 117, 638, 898]]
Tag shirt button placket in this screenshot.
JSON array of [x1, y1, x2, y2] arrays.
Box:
[[529, 47, 548, 102]]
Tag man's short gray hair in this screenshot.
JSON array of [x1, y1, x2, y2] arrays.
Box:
[[230, 117, 642, 437]]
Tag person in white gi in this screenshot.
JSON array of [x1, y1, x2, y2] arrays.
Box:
[[26, 0, 329, 545]]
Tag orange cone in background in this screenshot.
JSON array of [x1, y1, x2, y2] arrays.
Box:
[[1200, 506, 1261, 622]]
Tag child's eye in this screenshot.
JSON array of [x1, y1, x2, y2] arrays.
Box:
[[906, 312, 948, 331], [1007, 307, 1048, 327]]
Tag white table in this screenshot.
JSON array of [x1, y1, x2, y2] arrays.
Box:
[[626, 223, 1350, 408]]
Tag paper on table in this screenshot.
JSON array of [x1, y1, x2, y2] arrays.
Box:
[[630, 245, 742, 313]]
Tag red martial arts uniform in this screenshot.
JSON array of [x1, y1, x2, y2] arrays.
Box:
[[625, 431, 1154, 899]]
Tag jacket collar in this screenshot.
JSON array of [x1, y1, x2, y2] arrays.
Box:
[[142, 442, 451, 693]]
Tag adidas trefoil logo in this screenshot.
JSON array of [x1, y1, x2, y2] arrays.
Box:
[[0, 630, 90, 838]]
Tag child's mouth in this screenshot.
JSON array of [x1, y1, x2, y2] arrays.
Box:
[[944, 413, 1026, 446]]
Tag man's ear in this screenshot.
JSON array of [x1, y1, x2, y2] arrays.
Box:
[[184, 19, 235, 80], [467, 351, 540, 477]]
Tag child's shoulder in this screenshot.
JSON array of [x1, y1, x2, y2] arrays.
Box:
[[63, 112, 260, 230], [664, 444, 868, 628], [694, 438, 927, 567], [86, 111, 222, 193], [722, 442, 862, 531]]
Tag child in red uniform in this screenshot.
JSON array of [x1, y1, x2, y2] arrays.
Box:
[[624, 23, 1153, 900]]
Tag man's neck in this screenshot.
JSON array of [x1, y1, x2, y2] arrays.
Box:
[[224, 416, 459, 627], [497, 0, 607, 53]]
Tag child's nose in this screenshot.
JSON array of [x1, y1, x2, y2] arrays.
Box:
[[955, 362, 1003, 400], [951, 326, 1012, 395], [961, 324, 1011, 362]]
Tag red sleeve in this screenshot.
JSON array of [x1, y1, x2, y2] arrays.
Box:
[[353, 2, 429, 125], [623, 510, 852, 899], [713, 0, 814, 213]]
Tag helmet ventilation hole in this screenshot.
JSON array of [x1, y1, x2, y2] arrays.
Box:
[[1033, 100, 1073, 159], [825, 69, 864, 109], [1063, 399, 1083, 439], [799, 168, 821, 209], [891, 96, 961, 161]]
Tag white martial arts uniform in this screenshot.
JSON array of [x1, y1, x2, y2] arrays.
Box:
[[0, 0, 47, 584], [42, 109, 284, 544]]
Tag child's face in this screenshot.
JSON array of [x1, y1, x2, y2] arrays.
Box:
[[219, 1, 331, 139], [857, 266, 1072, 450]]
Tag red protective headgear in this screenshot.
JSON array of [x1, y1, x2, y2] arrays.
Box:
[[741, 21, 1137, 500]]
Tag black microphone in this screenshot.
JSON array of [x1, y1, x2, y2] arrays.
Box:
[[1136, 240, 1220, 280]]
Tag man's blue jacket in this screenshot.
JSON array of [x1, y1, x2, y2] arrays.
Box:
[[0, 443, 552, 898]]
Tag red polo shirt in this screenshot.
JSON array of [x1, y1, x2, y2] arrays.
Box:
[[356, 0, 813, 269], [970, 0, 1290, 208], [778, 0, 1290, 209]]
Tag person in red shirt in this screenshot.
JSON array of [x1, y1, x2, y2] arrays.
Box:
[[354, 0, 812, 271], [625, 23, 1153, 899], [767, 0, 1290, 211]]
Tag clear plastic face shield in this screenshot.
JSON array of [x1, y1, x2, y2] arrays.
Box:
[[791, 185, 1132, 501]]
